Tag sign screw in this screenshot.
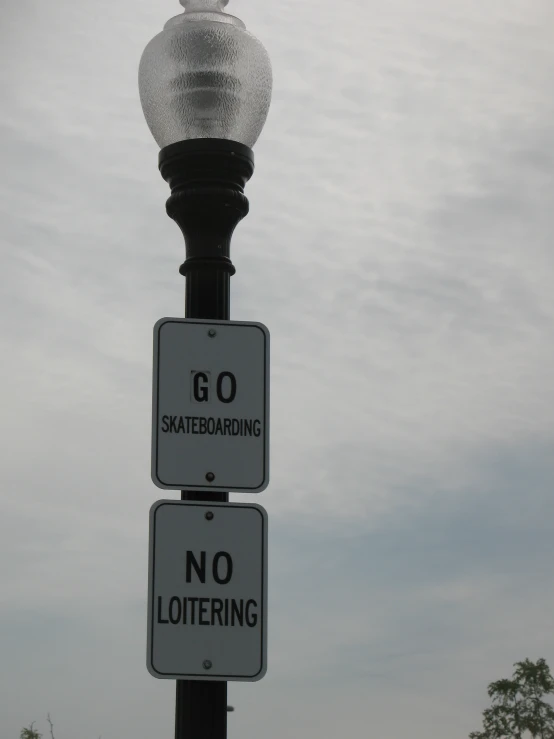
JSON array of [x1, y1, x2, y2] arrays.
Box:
[[203, 660, 212, 670], [205, 511, 214, 521], [208, 329, 217, 338], [205, 472, 215, 482]]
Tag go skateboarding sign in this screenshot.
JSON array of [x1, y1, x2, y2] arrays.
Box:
[[152, 318, 269, 493]]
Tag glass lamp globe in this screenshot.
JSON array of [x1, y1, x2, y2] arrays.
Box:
[[139, 0, 272, 149]]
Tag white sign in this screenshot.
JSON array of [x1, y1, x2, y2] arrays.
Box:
[[152, 318, 269, 493], [147, 500, 268, 681]]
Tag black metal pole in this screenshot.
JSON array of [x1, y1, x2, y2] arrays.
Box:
[[159, 138, 254, 739]]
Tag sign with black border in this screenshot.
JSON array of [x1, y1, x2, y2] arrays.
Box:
[[147, 500, 268, 681], [152, 318, 269, 493]]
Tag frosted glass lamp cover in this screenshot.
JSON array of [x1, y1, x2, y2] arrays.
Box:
[[139, 0, 272, 149]]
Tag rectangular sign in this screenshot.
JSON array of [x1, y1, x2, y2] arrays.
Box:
[[147, 500, 268, 681], [152, 318, 269, 493]]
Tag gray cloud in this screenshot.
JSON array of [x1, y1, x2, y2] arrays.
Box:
[[1, 0, 554, 737]]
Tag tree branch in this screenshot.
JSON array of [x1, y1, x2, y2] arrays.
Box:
[[46, 714, 55, 739]]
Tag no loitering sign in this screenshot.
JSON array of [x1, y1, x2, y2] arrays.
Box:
[[152, 318, 270, 493], [147, 500, 268, 681]]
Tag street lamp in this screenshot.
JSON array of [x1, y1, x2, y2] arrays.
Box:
[[139, 1, 272, 738], [138, 0, 272, 323], [139, 0, 272, 148]]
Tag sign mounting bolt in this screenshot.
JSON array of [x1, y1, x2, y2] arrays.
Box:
[[203, 660, 212, 670], [205, 511, 214, 521], [208, 329, 217, 338], [205, 472, 215, 482]]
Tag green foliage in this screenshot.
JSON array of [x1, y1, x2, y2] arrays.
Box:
[[470, 658, 554, 739], [20, 724, 42, 739]]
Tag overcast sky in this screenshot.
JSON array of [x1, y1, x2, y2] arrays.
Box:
[[1, 0, 554, 737]]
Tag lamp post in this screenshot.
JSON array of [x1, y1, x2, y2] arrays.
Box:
[[138, 1, 272, 738]]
